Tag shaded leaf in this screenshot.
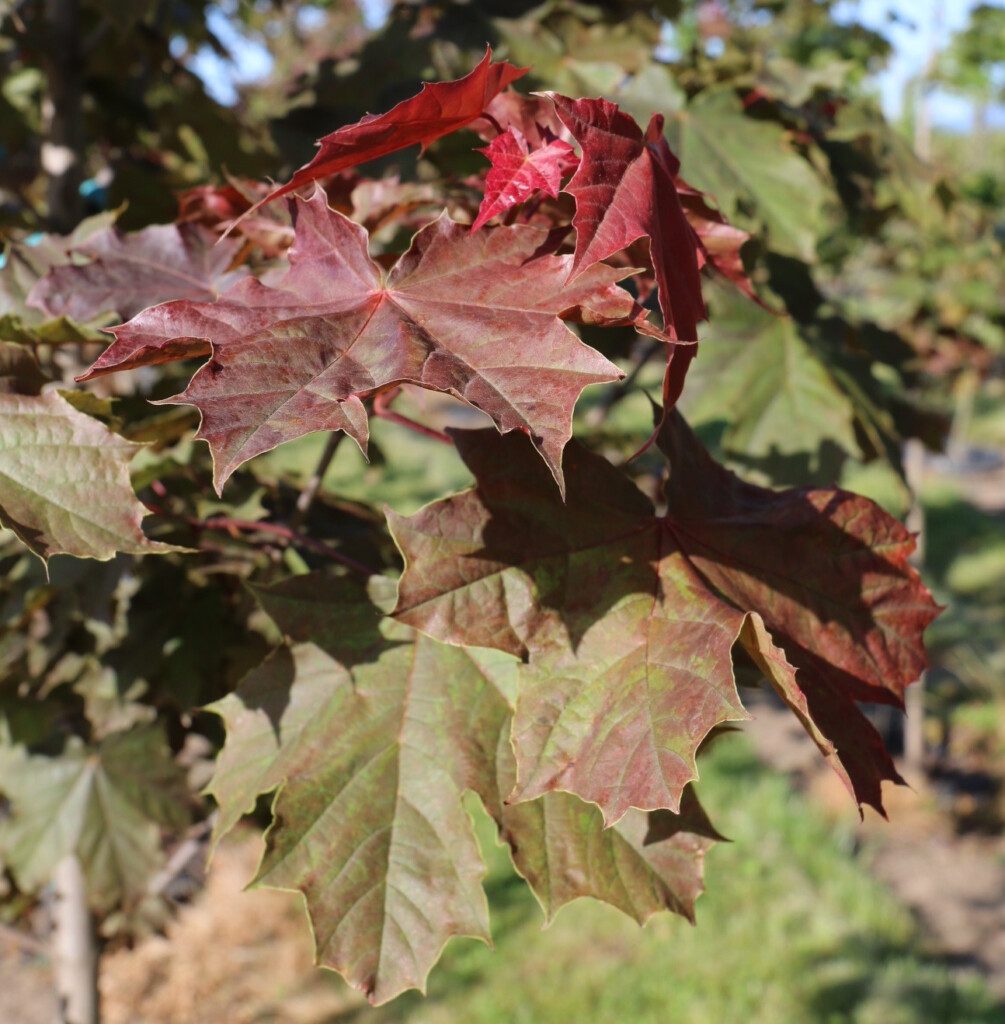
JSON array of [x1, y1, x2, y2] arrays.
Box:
[[83, 191, 634, 494], [391, 416, 938, 819], [28, 223, 247, 323], [670, 89, 829, 261], [0, 391, 175, 562], [0, 343, 50, 395], [682, 298, 861, 472], [0, 727, 188, 913], [208, 573, 719, 1002]]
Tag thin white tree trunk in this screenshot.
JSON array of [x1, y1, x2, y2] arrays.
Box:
[[52, 855, 99, 1024], [903, 438, 926, 780]]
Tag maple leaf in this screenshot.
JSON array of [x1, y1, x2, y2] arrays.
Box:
[[548, 94, 707, 405], [0, 391, 176, 562], [670, 88, 828, 261], [675, 176, 760, 303], [391, 413, 938, 821], [681, 290, 861, 475], [246, 50, 526, 215], [476, 92, 573, 150], [471, 127, 578, 231], [0, 727, 189, 913], [27, 223, 247, 323], [81, 190, 636, 494], [207, 573, 719, 1004]]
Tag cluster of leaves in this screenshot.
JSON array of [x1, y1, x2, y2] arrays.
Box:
[[0, 33, 941, 1002], [8, 0, 1000, 1007]]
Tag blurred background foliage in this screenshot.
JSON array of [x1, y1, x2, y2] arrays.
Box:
[[0, 0, 1003, 1016]]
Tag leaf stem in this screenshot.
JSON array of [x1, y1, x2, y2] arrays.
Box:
[[290, 431, 343, 529], [372, 389, 452, 444], [199, 516, 376, 576]]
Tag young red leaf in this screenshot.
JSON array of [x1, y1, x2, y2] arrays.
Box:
[[246, 50, 526, 215], [471, 127, 578, 232], [476, 91, 572, 149], [81, 190, 635, 494], [548, 94, 707, 405], [390, 414, 938, 821], [27, 223, 246, 323]]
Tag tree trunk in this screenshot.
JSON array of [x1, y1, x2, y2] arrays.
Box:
[[902, 438, 926, 780], [52, 855, 100, 1024], [41, 0, 84, 233]]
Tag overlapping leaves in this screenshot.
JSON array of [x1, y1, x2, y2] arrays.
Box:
[[208, 573, 721, 1004], [83, 189, 643, 493], [391, 412, 939, 819]]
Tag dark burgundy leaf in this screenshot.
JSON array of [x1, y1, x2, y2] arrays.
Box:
[[391, 415, 938, 820]]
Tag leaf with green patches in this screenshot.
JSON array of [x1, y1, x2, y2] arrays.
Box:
[[0, 727, 189, 912], [207, 573, 720, 1003], [391, 413, 938, 820], [0, 391, 177, 562]]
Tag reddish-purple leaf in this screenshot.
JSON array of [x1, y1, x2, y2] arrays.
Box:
[[247, 50, 526, 215], [27, 223, 246, 323], [657, 409, 941, 812], [81, 190, 636, 493], [391, 414, 938, 821], [675, 175, 762, 304], [476, 92, 572, 149], [548, 95, 708, 405], [471, 127, 578, 232], [208, 573, 720, 1002]]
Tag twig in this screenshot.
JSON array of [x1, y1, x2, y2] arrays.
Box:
[[373, 389, 451, 444], [143, 498, 377, 576], [149, 813, 217, 898], [199, 516, 375, 576], [290, 431, 343, 529], [584, 337, 664, 427]]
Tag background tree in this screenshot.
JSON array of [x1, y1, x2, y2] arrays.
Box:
[[0, 2, 1000, 1021]]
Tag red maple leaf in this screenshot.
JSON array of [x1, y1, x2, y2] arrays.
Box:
[[81, 190, 643, 494], [27, 223, 246, 323], [246, 50, 526, 216], [391, 412, 939, 821], [548, 94, 708, 406], [471, 127, 578, 231], [675, 175, 763, 305]]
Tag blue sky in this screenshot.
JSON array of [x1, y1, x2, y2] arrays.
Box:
[[836, 0, 1005, 129], [190, 0, 1002, 131]]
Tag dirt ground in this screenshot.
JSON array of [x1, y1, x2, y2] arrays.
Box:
[[0, 836, 364, 1024]]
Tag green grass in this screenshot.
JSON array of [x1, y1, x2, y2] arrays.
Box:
[[330, 739, 999, 1024]]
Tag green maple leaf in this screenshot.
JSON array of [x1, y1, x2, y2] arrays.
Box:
[[0, 727, 189, 913], [207, 574, 720, 1004], [0, 391, 176, 562], [670, 89, 829, 260]]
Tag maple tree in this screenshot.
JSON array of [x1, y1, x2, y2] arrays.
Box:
[[7, 0, 998, 1016]]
